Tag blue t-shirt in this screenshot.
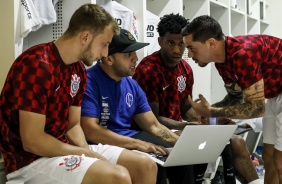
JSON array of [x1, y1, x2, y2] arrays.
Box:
[[81, 63, 151, 136]]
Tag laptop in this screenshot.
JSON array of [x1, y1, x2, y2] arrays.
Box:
[[133, 124, 238, 167]]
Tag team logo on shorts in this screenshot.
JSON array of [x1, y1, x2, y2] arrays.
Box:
[[177, 75, 186, 93], [59, 155, 83, 171], [70, 74, 80, 97]]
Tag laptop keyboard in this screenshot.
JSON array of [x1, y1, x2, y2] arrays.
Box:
[[149, 153, 168, 162]]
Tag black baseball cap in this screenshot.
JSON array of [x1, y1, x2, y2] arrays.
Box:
[[108, 28, 149, 55]]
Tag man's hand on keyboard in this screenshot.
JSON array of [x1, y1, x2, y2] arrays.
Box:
[[135, 140, 169, 155]]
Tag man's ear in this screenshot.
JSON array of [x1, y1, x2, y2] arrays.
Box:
[[158, 37, 162, 47], [80, 31, 91, 44], [207, 38, 216, 49], [105, 55, 114, 66]]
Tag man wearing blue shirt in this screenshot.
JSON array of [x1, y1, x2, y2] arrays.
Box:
[[81, 28, 207, 184]]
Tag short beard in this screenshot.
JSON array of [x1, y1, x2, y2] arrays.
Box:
[[81, 39, 95, 67], [82, 59, 93, 67]]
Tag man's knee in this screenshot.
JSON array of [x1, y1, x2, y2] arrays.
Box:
[[83, 161, 131, 184], [230, 135, 245, 147], [230, 135, 248, 156], [108, 165, 131, 182], [137, 154, 158, 174], [119, 151, 157, 175]]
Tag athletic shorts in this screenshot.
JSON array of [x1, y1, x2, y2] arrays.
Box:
[[6, 144, 124, 184], [262, 93, 282, 151]]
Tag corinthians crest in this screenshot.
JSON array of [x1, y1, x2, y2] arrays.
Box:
[[177, 75, 186, 93], [59, 155, 83, 171], [70, 74, 80, 97]]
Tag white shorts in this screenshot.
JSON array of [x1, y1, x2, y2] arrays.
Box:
[[262, 93, 282, 151], [6, 144, 124, 184]]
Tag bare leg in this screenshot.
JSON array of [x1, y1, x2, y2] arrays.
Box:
[[274, 148, 282, 184], [263, 143, 279, 184], [230, 135, 259, 183], [117, 149, 158, 184], [82, 160, 132, 184]]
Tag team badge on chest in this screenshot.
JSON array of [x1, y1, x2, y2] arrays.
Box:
[[70, 74, 80, 97], [126, 93, 133, 107], [177, 75, 186, 93]]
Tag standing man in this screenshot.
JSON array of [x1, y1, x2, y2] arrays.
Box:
[[133, 13, 260, 184], [81, 28, 205, 184], [182, 15, 280, 184], [0, 4, 157, 184]]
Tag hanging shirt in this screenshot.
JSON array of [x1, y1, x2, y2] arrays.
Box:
[[32, 0, 59, 27], [96, 0, 114, 15], [112, 1, 138, 40], [20, 0, 42, 38], [146, 10, 160, 55]]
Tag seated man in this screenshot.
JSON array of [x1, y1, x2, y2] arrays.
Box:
[[133, 13, 260, 184], [81, 28, 207, 184], [0, 4, 156, 184]]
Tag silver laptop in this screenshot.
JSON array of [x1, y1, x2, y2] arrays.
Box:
[[133, 125, 238, 167]]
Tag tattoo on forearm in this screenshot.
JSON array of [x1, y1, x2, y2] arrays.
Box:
[[244, 86, 265, 101], [244, 93, 265, 101], [212, 93, 243, 107], [156, 129, 177, 144], [212, 80, 265, 118], [211, 100, 265, 118], [254, 82, 264, 91], [213, 83, 243, 107], [225, 83, 242, 96]]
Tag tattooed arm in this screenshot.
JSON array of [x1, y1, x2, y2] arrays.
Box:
[[189, 79, 265, 119], [212, 82, 244, 107], [134, 111, 179, 146], [211, 79, 265, 118], [81, 115, 169, 155]]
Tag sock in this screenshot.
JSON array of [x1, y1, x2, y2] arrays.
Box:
[[249, 179, 261, 184]]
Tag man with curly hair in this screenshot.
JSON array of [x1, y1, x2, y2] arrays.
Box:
[[133, 13, 208, 184]]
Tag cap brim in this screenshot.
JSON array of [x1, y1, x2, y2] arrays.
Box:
[[121, 42, 150, 53]]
